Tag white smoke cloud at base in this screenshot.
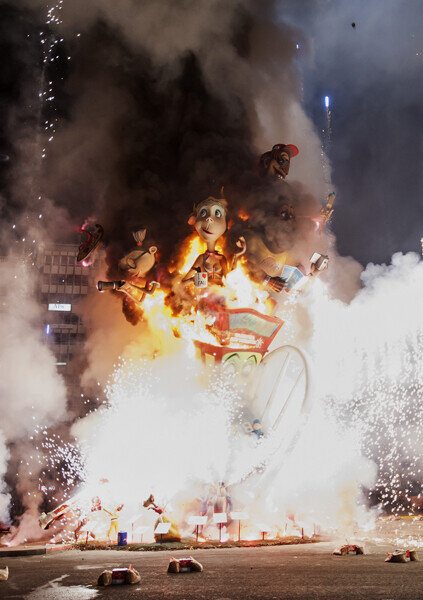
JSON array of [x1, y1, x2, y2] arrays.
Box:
[[0, 257, 67, 525], [308, 252, 423, 512], [69, 352, 374, 540]]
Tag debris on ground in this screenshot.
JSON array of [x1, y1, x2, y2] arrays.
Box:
[[97, 570, 113, 586], [168, 556, 203, 573], [333, 544, 364, 556], [97, 565, 140, 586], [0, 566, 9, 581], [385, 550, 419, 563]]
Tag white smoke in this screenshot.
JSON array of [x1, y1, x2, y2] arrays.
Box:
[[0, 433, 10, 523], [307, 252, 423, 511], [0, 256, 67, 523], [311, 252, 423, 399]]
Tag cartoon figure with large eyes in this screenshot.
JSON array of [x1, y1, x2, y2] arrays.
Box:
[[183, 197, 246, 286], [258, 143, 299, 180]]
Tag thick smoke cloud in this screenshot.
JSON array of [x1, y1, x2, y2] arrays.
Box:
[[23, 0, 330, 245], [16, 0, 348, 378]]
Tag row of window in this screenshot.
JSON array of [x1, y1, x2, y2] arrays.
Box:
[[49, 332, 85, 345], [46, 313, 80, 325], [55, 352, 74, 363], [43, 274, 90, 286], [41, 294, 79, 304], [44, 254, 77, 266]]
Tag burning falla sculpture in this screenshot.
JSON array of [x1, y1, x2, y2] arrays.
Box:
[[143, 494, 181, 542], [182, 197, 246, 287], [258, 143, 299, 180], [97, 228, 159, 310]]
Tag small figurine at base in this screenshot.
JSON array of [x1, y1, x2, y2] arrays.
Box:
[[252, 418, 264, 438], [104, 504, 124, 542], [143, 494, 181, 542], [213, 482, 233, 515]]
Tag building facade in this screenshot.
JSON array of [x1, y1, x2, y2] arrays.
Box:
[[38, 242, 95, 415]]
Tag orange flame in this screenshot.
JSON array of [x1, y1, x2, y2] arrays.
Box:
[[178, 235, 206, 275], [138, 237, 273, 355]]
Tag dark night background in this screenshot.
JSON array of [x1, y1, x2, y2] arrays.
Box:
[[0, 0, 422, 267], [283, 0, 423, 265]]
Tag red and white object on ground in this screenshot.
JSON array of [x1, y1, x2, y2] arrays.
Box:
[[385, 550, 419, 563], [97, 565, 140, 586], [168, 557, 203, 573], [333, 545, 364, 556]]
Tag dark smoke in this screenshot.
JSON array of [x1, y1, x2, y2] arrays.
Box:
[[15, 1, 332, 323]]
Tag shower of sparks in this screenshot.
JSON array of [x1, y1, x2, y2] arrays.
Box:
[[11, 0, 83, 261], [311, 255, 423, 520]]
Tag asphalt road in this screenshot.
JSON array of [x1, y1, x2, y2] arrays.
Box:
[[1, 541, 422, 600]]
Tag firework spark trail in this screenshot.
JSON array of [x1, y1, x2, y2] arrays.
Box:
[[311, 252, 423, 516]]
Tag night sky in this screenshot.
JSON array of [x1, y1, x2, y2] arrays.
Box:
[[282, 0, 423, 265]]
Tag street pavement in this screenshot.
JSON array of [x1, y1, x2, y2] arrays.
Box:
[[1, 539, 423, 600]]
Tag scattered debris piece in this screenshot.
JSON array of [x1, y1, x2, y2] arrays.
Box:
[[333, 544, 364, 556], [97, 565, 140, 586], [97, 570, 113, 586], [39, 503, 72, 529], [168, 557, 203, 573], [407, 550, 419, 562], [385, 550, 419, 563], [124, 565, 141, 584], [0, 566, 9, 581]]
